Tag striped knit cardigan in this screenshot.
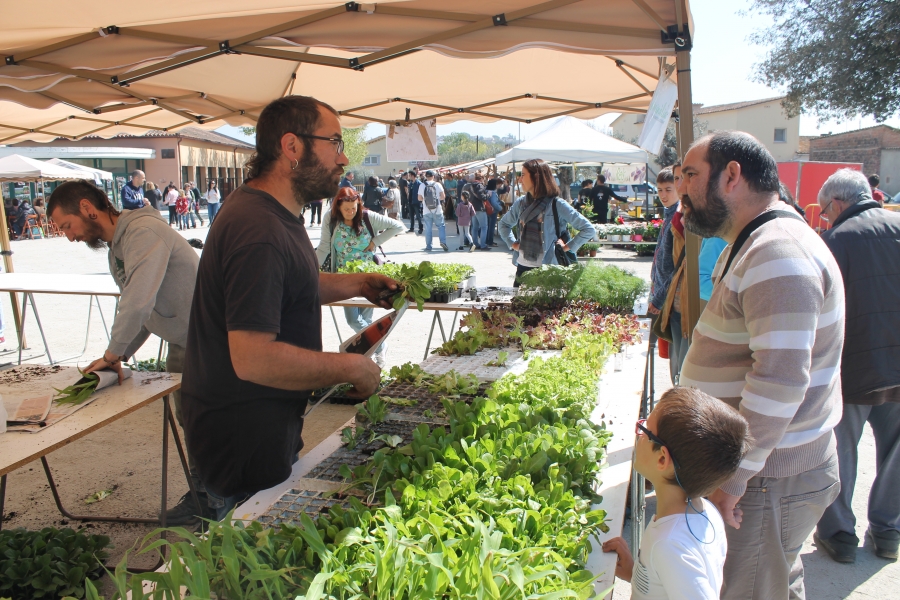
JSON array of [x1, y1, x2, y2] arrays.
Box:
[[680, 211, 845, 497]]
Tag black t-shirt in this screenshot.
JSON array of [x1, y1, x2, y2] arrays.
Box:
[[182, 184, 322, 498], [398, 177, 409, 202]]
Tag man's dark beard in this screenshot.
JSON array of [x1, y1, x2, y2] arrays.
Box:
[[290, 153, 343, 209], [683, 177, 732, 238], [80, 215, 107, 250]]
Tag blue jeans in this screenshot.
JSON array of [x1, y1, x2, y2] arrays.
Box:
[[423, 210, 447, 249], [207, 202, 220, 225], [471, 211, 488, 248], [486, 211, 498, 245], [344, 307, 384, 353], [409, 201, 423, 232]]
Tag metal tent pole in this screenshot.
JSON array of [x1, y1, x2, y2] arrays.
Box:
[[675, 38, 702, 334]]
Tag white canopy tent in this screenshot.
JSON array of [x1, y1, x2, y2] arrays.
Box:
[[495, 116, 649, 166], [45, 158, 113, 186], [0, 154, 96, 183]]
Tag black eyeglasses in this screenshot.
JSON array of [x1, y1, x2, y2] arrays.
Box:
[[636, 419, 665, 445], [636, 419, 681, 469], [295, 134, 344, 155]]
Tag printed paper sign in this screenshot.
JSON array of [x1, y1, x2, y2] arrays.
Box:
[[601, 163, 647, 184], [638, 73, 678, 155], [386, 120, 438, 161]]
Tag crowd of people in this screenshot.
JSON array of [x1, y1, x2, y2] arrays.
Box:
[[38, 93, 898, 600]]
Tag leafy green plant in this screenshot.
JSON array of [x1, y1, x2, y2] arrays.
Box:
[[386, 362, 430, 385], [53, 370, 99, 405], [486, 350, 509, 367], [389, 261, 434, 310], [130, 358, 166, 372], [355, 395, 388, 425], [427, 370, 481, 396], [341, 427, 363, 450], [382, 396, 417, 407], [0, 527, 110, 599]]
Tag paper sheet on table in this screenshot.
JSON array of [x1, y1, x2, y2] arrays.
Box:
[[6, 367, 132, 433]]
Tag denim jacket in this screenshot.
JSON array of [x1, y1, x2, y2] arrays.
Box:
[[649, 203, 679, 309], [499, 196, 595, 266]]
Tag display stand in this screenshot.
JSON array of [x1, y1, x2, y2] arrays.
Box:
[[234, 341, 648, 598], [0, 273, 120, 365]]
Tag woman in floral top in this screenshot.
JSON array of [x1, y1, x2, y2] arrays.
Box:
[[316, 187, 405, 366]]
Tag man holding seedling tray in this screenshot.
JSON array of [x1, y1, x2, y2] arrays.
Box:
[[181, 96, 398, 520]]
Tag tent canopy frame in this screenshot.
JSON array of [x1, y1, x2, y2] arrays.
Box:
[[0, 0, 685, 141]]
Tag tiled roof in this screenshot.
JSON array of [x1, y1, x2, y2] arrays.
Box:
[[86, 126, 255, 149], [694, 97, 785, 115], [814, 123, 900, 138]]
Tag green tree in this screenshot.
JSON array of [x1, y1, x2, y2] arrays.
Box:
[[749, 0, 900, 121], [436, 132, 509, 166], [238, 126, 368, 172]]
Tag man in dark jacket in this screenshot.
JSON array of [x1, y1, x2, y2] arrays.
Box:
[[398, 171, 410, 219], [590, 175, 626, 224], [815, 168, 900, 563], [407, 171, 423, 234]]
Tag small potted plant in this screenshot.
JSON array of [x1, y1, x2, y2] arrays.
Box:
[[582, 242, 600, 257], [619, 224, 633, 242], [608, 227, 622, 242]]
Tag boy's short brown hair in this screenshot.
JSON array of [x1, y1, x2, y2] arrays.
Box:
[[657, 167, 675, 184], [654, 387, 751, 498]]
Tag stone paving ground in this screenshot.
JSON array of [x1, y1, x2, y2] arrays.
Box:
[[0, 207, 895, 597]]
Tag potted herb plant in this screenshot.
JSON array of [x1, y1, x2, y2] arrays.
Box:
[[581, 242, 600, 257]]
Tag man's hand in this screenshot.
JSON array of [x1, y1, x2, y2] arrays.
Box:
[[143, 199, 151, 207], [555, 239, 570, 252], [84, 351, 124, 384], [359, 274, 399, 309], [512, 242, 520, 251], [344, 354, 382, 398], [647, 303, 661, 315], [709, 488, 743, 529], [601, 537, 634, 582]]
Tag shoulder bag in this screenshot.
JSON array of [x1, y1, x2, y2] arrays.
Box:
[[650, 208, 805, 341]]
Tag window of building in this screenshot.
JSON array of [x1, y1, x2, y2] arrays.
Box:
[[161, 148, 176, 159], [363, 155, 380, 166], [774, 128, 787, 143]]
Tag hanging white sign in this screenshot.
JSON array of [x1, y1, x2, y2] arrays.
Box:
[[385, 120, 438, 161], [601, 163, 647, 185], [638, 73, 678, 156]]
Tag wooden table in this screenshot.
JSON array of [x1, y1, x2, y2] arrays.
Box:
[[327, 297, 481, 359], [0, 273, 120, 365], [0, 368, 197, 542]]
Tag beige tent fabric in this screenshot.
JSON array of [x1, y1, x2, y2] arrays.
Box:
[[0, 0, 693, 141]]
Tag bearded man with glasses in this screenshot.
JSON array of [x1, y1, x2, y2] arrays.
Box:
[[181, 96, 399, 519]]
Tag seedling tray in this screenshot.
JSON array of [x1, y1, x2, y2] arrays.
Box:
[[378, 379, 491, 405], [306, 420, 428, 482], [256, 488, 367, 527], [427, 288, 462, 303], [421, 348, 524, 381]]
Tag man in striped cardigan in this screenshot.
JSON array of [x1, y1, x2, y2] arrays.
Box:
[[678, 131, 844, 600]]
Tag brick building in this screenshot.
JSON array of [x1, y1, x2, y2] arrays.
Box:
[[809, 125, 900, 195]]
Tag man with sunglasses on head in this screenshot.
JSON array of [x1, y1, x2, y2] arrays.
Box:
[[603, 387, 751, 600], [181, 95, 399, 520]]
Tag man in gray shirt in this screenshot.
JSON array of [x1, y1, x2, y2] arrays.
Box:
[[48, 180, 210, 525]]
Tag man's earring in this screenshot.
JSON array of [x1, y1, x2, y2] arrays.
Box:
[[291, 159, 299, 171]]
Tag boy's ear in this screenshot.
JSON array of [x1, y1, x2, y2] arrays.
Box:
[[657, 445, 676, 475]]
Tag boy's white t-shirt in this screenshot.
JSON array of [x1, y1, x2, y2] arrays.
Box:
[[631, 499, 727, 600]]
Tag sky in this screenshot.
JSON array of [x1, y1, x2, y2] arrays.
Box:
[[217, 0, 899, 145]]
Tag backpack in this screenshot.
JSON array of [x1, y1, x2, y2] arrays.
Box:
[[423, 181, 440, 210]]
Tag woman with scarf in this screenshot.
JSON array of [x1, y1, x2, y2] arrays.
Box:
[[316, 186, 404, 366], [498, 159, 594, 286]]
